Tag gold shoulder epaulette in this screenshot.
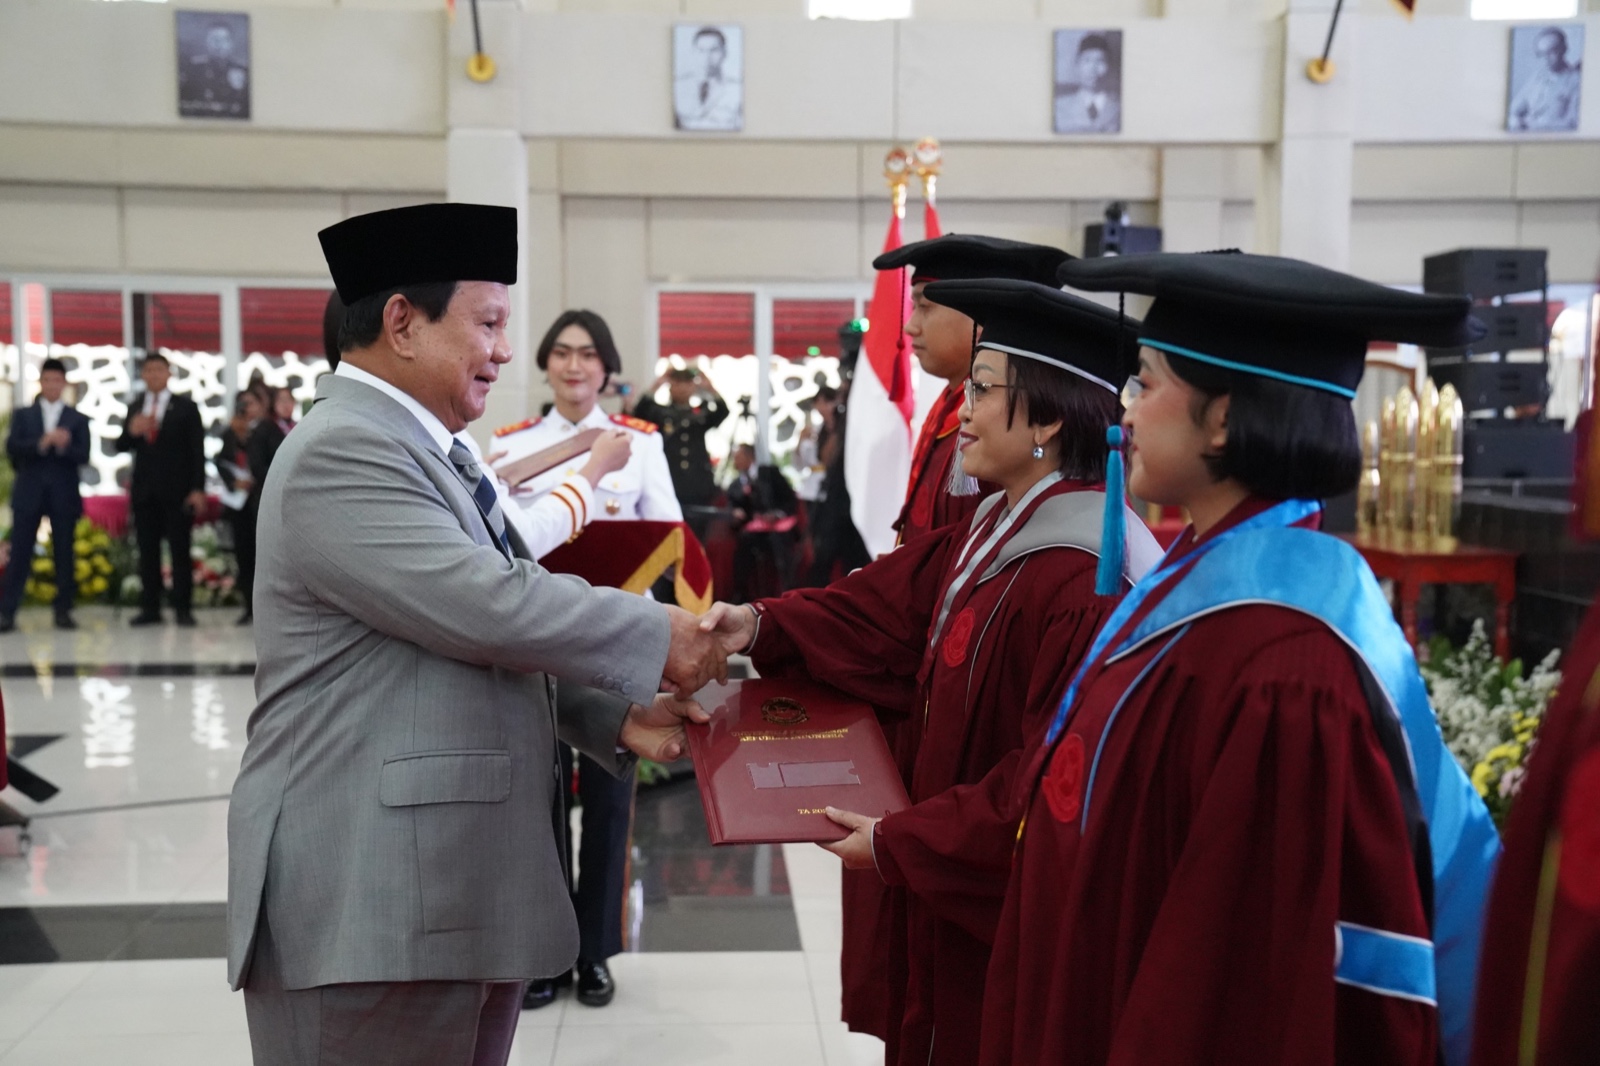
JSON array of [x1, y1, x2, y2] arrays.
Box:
[[610, 414, 659, 435], [494, 417, 540, 438]]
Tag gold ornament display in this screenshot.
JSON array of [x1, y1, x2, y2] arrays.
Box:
[[884, 146, 912, 220], [1364, 376, 1465, 550]]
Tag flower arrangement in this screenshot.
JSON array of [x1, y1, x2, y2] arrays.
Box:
[[22, 517, 119, 605], [1420, 619, 1561, 827], [189, 523, 240, 606]]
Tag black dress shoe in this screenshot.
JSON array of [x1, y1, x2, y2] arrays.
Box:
[[575, 958, 615, 1007], [129, 612, 163, 627], [175, 613, 197, 628], [521, 978, 558, 1011], [236, 610, 253, 626], [53, 613, 77, 631]]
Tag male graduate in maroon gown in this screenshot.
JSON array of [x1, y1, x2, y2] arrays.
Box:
[[873, 234, 1071, 546], [1472, 414, 1600, 1066], [703, 281, 1161, 1065], [838, 233, 1072, 1042], [982, 252, 1497, 1066]]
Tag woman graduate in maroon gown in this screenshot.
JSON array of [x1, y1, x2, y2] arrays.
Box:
[[982, 252, 1498, 1066], [702, 280, 1161, 1066]]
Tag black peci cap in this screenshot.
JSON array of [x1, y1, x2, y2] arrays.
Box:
[[1056, 251, 1483, 399], [922, 278, 1140, 394], [875, 233, 1072, 287], [318, 203, 518, 305]]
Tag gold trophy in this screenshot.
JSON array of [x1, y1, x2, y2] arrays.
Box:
[[1358, 419, 1381, 539], [1393, 385, 1419, 543], [1415, 379, 1439, 546], [1378, 397, 1398, 541], [1431, 383, 1464, 550]]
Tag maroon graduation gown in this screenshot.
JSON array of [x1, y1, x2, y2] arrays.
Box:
[[752, 480, 1117, 1064], [1472, 602, 1600, 1066], [982, 501, 1437, 1066]]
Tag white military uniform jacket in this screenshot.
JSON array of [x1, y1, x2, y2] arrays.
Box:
[[494, 404, 682, 557]]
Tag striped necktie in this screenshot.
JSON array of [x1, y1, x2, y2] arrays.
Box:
[[447, 438, 511, 556]]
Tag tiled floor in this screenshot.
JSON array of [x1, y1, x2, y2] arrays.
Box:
[[0, 607, 885, 1065]]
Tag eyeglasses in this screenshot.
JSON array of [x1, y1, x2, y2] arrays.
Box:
[[963, 378, 1015, 407], [1119, 376, 1147, 407]]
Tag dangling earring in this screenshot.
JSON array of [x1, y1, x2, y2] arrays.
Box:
[[1032, 444, 1045, 460]]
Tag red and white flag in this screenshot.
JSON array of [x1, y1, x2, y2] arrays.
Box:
[[845, 209, 917, 559]]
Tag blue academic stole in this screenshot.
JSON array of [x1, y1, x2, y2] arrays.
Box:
[[1045, 499, 1500, 1066]]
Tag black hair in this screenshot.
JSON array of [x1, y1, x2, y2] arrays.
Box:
[[1000, 353, 1121, 483], [141, 352, 170, 369], [1078, 34, 1111, 56], [336, 281, 457, 354], [815, 385, 840, 404], [322, 291, 346, 370], [694, 27, 727, 48], [535, 310, 623, 387], [1537, 27, 1568, 52], [40, 358, 68, 377], [1164, 353, 1361, 500]]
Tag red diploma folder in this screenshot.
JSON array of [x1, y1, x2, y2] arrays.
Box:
[[686, 678, 910, 846]]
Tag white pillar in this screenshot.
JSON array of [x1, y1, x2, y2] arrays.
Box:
[[1258, 0, 1356, 270], [446, 0, 531, 441]]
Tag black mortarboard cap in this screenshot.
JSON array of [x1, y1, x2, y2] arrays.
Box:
[[1057, 251, 1483, 399], [318, 203, 518, 304], [922, 278, 1139, 394], [874, 233, 1072, 287]]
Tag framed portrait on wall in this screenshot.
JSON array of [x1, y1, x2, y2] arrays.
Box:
[[176, 11, 251, 121], [1507, 24, 1584, 133], [1054, 29, 1122, 135], [673, 24, 743, 133]]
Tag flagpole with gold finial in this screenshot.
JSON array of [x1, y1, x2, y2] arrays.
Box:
[[885, 146, 912, 220]]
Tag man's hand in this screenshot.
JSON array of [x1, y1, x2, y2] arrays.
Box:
[[38, 428, 70, 453], [698, 601, 757, 656], [128, 413, 155, 439], [662, 604, 729, 695], [820, 807, 880, 870], [184, 490, 208, 515], [619, 693, 710, 763]]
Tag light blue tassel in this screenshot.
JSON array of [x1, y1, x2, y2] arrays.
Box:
[[1096, 425, 1127, 596]]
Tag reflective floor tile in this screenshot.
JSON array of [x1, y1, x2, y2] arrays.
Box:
[[0, 1030, 255, 1066], [560, 952, 813, 1028], [554, 1024, 826, 1066]]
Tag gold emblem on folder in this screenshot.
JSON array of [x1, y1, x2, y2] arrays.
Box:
[[760, 698, 809, 727]]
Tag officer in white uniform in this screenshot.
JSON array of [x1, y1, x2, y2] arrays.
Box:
[[503, 309, 680, 1016]]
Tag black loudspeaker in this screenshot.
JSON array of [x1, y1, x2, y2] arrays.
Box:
[[1461, 422, 1575, 480], [1427, 361, 1549, 411], [1442, 301, 1549, 353], [1424, 249, 1547, 299]]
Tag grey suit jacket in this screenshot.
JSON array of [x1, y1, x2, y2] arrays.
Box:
[[226, 374, 670, 991]]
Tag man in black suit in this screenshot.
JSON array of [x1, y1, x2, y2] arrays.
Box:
[[1, 359, 92, 632], [727, 442, 798, 602], [116, 353, 208, 627]]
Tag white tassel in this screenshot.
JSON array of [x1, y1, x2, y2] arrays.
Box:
[[947, 440, 980, 496]]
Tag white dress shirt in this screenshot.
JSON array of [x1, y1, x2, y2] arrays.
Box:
[[40, 398, 65, 435]]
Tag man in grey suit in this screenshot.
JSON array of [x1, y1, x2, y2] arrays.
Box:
[[227, 203, 727, 1065]]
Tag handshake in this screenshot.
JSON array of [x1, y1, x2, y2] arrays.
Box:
[[614, 602, 765, 764]]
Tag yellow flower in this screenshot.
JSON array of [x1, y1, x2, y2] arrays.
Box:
[[95, 557, 114, 575], [1471, 760, 1495, 799]]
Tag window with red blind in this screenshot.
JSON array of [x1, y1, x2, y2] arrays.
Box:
[[773, 298, 856, 360], [243, 287, 335, 356], [0, 282, 11, 345], [658, 292, 755, 361], [145, 292, 222, 352], [51, 290, 124, 347]]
